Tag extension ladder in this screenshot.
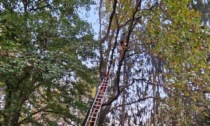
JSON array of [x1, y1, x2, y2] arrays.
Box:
[[85, 74, 109, 126]]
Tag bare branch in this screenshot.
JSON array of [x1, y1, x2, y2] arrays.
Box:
[[102, 79, 136, 106], [99, 0, 118, 43], [109, 96, 155, 112], [18, 107, 48, 125], [99, 0, 118, 78]]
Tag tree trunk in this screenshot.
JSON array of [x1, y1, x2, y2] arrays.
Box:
[[11, 111, 21, 126], [3, 90, 12, 125], [152, 73, 157, 125], [98, 105, 111, 126], [120, 60, 128, 126], [120, 90, 126, 126], [3, 81, 24, 126]]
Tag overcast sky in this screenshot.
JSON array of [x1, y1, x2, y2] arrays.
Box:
[[79, 2, 99, 39]]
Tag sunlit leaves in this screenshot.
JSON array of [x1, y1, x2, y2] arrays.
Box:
[[144, 0, 210, 125]]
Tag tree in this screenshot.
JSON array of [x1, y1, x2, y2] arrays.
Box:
[[0, 0, 97, 125], [93, 0, 210, 125], [192, 0, 210, 26], [146, 0, 210, 125]]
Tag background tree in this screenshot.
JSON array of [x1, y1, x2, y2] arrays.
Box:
[[94, 0, 210, 125], [192, 0, 210, 26]]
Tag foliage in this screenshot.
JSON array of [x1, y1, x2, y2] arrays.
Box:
[[95, 0, 210, 125], [0, 0, 97, 125], [145, 0, 210, 125]]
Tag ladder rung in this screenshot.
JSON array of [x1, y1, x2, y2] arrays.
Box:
[[101, 89, 106, 91], [101, 90, 105, 93], [89, 114, 97, 117], [91, 108, 99, 112], [89, 117, 96, 122], [100, 88, 106, 91], [98, 93, 104, 97], [89, 116, 97, 119], [92, 106, 100, 110], [102, 85, 107, 88], [91, 112, 98, 115], [96, 98, 102, 101], [93, 107, 100, 110], [92, 107, 100, 109], [87, 121, 95, 123], [94, 100, 101, 103], [94, 101, 101, 104], [97, 93, 103, 96], [97, 97, 102, 100], [101, 86, 107, 89], [93, 104, 101, 107], [96, 96, 103, 99], [99, 91, 104, 93], [99, 90, 105, 93], [87, 121, 95, 124], [95, 98, 102, 102], [90, 114, 97, 118], [95, 100, 101, 103], [95, 101, 101, 103], [93, 108, 100, 111], [90, 111, 97, 115], [96, 97, 102, 99], [97, 94, 103, 96], [94, 103, 101, 106]]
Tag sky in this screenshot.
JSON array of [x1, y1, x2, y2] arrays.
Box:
[[79, 1, 99, 39]]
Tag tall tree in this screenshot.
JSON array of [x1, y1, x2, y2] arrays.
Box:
[[94, 0, 210, 125], [0, 0, 97, 125]]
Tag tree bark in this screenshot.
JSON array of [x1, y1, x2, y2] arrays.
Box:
[[98, 105, 111, 126]]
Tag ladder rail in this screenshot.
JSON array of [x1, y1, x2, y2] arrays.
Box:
[[85, 81, 107, 126], [85, 76, 109, 126], [92, 80, 108, 125]]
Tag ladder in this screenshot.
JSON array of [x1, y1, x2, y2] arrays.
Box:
[[85, 74, 110, 126]]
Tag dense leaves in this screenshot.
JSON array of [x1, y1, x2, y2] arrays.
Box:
[[0, 0, 97, 125]]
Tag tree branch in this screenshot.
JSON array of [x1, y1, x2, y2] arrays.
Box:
[[109, 96, 155, 112]]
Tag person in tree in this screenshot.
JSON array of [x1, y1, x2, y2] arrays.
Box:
[[119, 32, 127, 52]]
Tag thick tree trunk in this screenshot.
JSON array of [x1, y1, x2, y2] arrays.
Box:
[[120, 60, 128, 126], [3, 80, 13, 126], [3, 81, 25, 126], [152, 73, 157, 125], [11, 111, 21, 126], [98, 105, 111, 126], [3, 94, 21, 126], [120, 84, 126, 126], [3, 91, 12, 125]]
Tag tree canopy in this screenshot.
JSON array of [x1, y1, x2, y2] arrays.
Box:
[[0, 0, 97, 125], [93, 0, 210, 125]]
